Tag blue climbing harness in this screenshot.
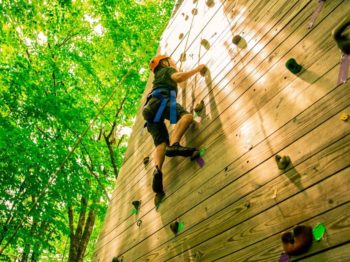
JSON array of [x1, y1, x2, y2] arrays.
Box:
[[144, 87, 177, 125]]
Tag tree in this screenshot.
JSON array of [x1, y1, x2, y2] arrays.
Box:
[[0, 0, 175, 260]]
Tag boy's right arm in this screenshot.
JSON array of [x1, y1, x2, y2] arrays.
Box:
[[171, 64, 206, 83]]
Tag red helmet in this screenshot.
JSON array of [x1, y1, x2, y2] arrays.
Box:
[[149, 55, 169, 72]]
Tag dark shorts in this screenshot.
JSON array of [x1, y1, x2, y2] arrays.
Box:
[[142, 96, 189, 146]]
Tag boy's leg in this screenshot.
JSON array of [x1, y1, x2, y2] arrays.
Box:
[[166, 112, 198, 157], [170, 113, 193, 145], [154, 142, 167, 170], [144, 122, 169, 194]]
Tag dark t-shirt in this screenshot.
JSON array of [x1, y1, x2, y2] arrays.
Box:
[[152, 67, 178, 93]]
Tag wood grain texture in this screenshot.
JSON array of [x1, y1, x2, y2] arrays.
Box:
[[299, 242, 350, 262], [93, 0, 350, 261], [219, 202, 350, 261]]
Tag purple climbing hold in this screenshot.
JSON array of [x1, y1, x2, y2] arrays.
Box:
[[307, 0, 326, 29], [195, 157, 205, 168], [337, 53, 350, 85], [278, 253, 290, 262]]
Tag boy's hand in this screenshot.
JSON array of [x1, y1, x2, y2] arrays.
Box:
[[171, 64, 208, 83], [198, 64, 208, 76], [197, 64, 206, 72]]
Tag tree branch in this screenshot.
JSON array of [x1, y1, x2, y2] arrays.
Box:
[[58, 32, 80, 48], [25, 49, 31, 63], [103, 134, 119, 180], [76, 203, 97, 261], [52, 72, 56, 88], [80, 144, 111, 201], [106, 92, 129, 140], [68, 206, 75, 241], [75, 197, 87, 242]]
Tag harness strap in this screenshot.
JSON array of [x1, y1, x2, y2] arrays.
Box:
[[144, 87, 177, 125], [153, 96, 169, 122], [169, 90, 176, 124]]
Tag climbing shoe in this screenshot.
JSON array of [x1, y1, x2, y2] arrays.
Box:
[[165, 142, 198, 158], [152, 166, 164, 194]]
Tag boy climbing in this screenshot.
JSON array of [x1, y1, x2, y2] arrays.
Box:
[[143, 55, 206, 205]]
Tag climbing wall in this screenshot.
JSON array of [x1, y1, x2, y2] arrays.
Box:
[[94, 0, 350, 261]]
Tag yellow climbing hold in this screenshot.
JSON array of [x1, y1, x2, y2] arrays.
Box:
[[340, 112, 349, 121]]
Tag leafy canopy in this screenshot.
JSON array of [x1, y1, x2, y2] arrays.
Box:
[[0, 0, 175, 260]]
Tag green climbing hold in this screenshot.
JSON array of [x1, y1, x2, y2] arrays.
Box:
[[170, 221, 184, 234], [131, 200, 141, 215], [178, 222, 185, 232], [130, 207, 138, 215], [285, 58, 302, 74], [313, 223, 326, 241], [199, 148, 206, 157], [194, 111, 198, 118]]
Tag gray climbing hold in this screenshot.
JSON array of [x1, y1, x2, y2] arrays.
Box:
[[201, 39, 211, 50], [275, 155, 291, 170], [206, 0, 215, 8], [232, 35, 242, 45]]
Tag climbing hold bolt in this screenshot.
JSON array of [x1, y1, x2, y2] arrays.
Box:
[[275, 155, 291, 170], [285, 58, 302, 74], [136, 219, 142, 227], [272, 187, 278, 199]]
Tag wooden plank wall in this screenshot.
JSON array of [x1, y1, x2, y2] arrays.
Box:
[[93, 0, 350, 261]]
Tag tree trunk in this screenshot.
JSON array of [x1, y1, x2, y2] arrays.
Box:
[[20, 244, 30, 262], [76, 207, 97, 261], [68, 198, 97, 262], [21, 196, 38, 262], [68, 206, 78, 262]]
